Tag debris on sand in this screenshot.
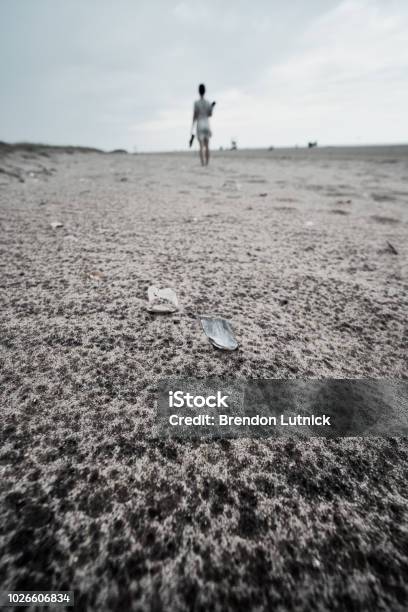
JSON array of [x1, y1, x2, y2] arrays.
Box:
[[87, 271, 105, 281], [50, 221, 63, 230], [0, 167, 24, 182], [259, 193, 268, 197], [147, 286, 179, 313], [199, 316, 239, 351], [386, 241, 398, 255]]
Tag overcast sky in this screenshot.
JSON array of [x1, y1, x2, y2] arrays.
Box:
[[0, 0, 407, 151]]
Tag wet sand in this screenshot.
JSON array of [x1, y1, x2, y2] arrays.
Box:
[[1, 144, 407, 610]]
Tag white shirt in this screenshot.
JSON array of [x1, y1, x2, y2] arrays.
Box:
[[194, 97, 213, 137]]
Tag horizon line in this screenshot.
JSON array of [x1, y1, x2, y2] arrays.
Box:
[[2, 140, 408, 155]]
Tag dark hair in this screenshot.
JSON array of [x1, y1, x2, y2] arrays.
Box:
[[198, 83, 205, 96]]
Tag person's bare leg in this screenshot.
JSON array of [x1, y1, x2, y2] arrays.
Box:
[[204, 139, 210, 165], [199, 141, 205, 166]]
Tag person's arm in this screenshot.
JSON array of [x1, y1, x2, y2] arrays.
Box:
[[208, 101, 216, 117], [189, 104, 197, 147], [191, 103, 198, 133]]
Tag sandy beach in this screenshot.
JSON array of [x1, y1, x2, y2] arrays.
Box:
[[1, 143, 407, 610]]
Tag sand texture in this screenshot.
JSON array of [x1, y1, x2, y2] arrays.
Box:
[[1, 143, 408, 611]]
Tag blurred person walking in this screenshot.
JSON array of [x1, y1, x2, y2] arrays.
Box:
[[190, 83, 215, 166]]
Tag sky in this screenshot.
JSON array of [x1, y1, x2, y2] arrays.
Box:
[[0, 0, 407, 151]]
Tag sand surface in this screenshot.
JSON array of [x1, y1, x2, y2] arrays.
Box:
[[1, 144, 407, 610]]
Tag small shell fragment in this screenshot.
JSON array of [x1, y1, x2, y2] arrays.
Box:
[[50, 221, 63, 230], [87, 271, 104, 281], [147, 286, 179, 313], [199, 316, 239, 351]]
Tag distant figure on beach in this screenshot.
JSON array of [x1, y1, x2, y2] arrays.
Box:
[[191, 83, 216, 166]]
